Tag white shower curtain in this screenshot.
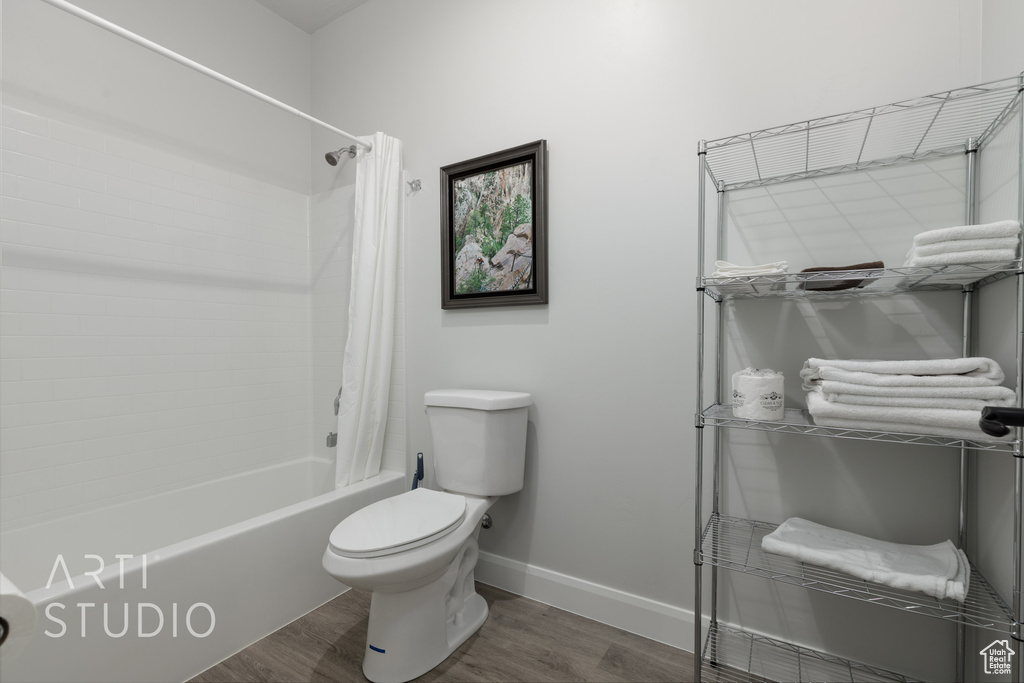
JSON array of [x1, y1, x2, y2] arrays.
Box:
[[335, 132, 403, 488]]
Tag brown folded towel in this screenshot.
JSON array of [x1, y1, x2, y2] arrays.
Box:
[[800, 261, 885, 291]]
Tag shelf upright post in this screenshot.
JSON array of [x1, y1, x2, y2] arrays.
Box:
[[710, 180, 726, 644], [1014, 270, 1023, 683], [694, 139, 708, 683], [1013, 74, 1024, 683], [958, 136, 979, 683], [960, 136, 980, 682]]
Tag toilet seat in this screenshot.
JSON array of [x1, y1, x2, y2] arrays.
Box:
[[329, 488, 467, 558]]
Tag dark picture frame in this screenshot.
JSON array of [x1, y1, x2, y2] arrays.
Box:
[[440, 140, 547, 309]]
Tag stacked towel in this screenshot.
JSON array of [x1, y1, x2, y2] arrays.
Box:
[[904, 219, 1021, 267], [801, 357, 1005, 385], [711, 260, 788, 277], [801, 357, 1016, 441], [762, 517, 969, 602]]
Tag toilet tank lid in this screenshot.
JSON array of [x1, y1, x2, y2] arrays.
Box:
[[424, 389, 532, 410]]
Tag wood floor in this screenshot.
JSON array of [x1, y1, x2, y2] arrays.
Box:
[[190, 582, 697, 683]]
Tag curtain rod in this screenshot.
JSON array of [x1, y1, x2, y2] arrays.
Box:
[[36, 0, 372, 152]]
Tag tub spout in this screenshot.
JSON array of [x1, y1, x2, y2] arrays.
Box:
[[326, 432, 338, 448]]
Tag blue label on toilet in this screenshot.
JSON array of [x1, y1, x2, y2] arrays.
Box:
[[369, 644, 385, 654]]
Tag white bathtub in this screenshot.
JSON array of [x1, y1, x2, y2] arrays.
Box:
[[0, 458, 406, 683]]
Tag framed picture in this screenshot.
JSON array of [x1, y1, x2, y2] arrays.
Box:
[[440, 140, 547, 309]]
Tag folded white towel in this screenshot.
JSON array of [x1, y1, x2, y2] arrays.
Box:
[[806, 389, 1010, 440], [806, 413, 1011, 441], [816, 379, 1017, 402], [711, 260, 788, 277], [806, 367, 1007, 391], [762, 517, 969, 602], [821, 392, 1016, 411], [910, 237, 1020, 257], [905, 248, 1019, 267], [807, 388, 985, 429], [911, 219, 1021, 246], [801, 357, 1005, 388]]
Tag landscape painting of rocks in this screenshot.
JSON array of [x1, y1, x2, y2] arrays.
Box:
[[451, 161, 534, 294]]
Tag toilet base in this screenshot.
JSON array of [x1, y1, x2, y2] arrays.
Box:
[[361, 538, 486, 683]]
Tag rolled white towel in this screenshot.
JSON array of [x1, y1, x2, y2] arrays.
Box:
[[711, 260, 788, 277], [910, 237, 1020, 257], [911, 219, 1021, 246], [762, 517, 970, 602], [801, 357, 1005, 387], [905, 248, 1018, 267]]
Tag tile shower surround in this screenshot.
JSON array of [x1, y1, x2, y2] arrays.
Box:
[[0, 105, 405, 533]]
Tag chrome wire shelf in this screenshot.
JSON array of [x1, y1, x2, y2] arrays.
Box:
[[695, 73, 1024, 683], [700, 404, 1021, 454], [703, 75, 1023, 190], [701, 261, 1021, 301], [700, 515, 1014, 634], [701, 623, 917, 683]]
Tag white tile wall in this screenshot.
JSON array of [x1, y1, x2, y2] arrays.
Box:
[[0, 105, 406, 533], [310, 186, 354, 464]]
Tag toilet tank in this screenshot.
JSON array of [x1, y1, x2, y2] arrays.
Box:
[[424, 390, 532, 496]]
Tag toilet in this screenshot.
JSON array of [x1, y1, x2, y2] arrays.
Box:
[[322, 389, 532, 683]]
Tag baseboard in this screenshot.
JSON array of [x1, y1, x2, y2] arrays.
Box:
[[475, 551, 695, 652]]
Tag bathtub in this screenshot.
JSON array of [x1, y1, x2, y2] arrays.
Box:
[[0, 457, 406, 683]]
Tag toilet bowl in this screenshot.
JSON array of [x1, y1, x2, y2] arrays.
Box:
[[322, 389, 531, 683], [322, 490, 495, 682]]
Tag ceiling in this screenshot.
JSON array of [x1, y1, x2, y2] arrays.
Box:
[[253, 0, 369, 34]]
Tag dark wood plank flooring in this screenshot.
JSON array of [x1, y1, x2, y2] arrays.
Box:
[[190, 582, 696, 682]]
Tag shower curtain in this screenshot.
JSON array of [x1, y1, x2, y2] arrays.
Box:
[[335, 132, 403, 487]]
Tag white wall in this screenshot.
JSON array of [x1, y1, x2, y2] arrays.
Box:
[[1, 0, 317, 532], [980, 0, 1024, 81], [1, 0, 410, 545], [0, 103, 312, 532], [311, 0, 1017, 678], [2, 0, 313, 193]]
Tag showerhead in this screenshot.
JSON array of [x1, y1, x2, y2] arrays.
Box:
[[325, 145, 357, 166]]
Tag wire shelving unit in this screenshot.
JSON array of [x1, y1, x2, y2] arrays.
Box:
[[702, 77, 1023, 191], [701, 261, 1021, 301], [693, 74, 1024, 682], [701, 514, 1013, 631], [700, 624, 918, 683], [700, 404, 1021, 454]]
